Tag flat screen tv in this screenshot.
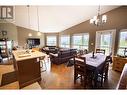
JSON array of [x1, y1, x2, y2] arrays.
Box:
[[27, 38, 40, 46]]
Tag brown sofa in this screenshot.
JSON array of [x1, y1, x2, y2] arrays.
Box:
[[49, 48, 77, 65]]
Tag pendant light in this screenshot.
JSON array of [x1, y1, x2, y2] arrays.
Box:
[[27, 5, 32, 37], [37, 6, 41, 36]]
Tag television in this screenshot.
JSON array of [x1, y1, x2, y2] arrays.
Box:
[[27, 38, 40, 46]]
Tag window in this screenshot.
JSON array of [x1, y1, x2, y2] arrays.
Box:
[[100, 33, 112, 55], [46, 36, 57, 46], [96, 29, 116, 55], [72, 33, 89, 50], [118, 30, 127, 55], [60, 35, 70, 48]]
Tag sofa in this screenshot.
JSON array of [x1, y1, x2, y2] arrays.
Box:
[[42, 46, 58, 54], [49, 48, 77, 65]]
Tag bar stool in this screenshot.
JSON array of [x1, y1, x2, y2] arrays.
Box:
[[40, 56, 47, 72]]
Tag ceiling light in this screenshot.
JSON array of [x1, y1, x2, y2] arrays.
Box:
[[90, 6, 107, 26], [28, 33, 32, 37], [37, 32, 41, 36]]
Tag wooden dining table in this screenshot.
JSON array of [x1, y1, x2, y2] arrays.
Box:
[[79, 52, 107, 87]]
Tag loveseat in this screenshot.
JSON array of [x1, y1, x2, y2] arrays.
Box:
[[49, 48, 77, 65]]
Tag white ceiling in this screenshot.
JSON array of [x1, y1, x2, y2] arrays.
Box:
[[13, 6, 119, 33]]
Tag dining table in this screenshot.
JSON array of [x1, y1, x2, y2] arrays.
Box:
[[79, 52, 107, 87]]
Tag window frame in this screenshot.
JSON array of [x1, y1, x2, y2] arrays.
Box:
[[95, 29, 116, 55], [59, 35, 70, 48], [46, 35, 57, 46], [117, 29, 127, 55], [72, 33, 89, 50]]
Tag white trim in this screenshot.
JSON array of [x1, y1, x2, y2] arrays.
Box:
[[117, 29, 127, 54], [59, 35, 70, 48], [120, 29, 127, 32], [46, 35, 57, 46], [72, 33, 89, 36], [72, 33, 89, 50], [95, 29, 116, 55]]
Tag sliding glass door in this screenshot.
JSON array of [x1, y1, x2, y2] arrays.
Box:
[[96, 30, 116, 55]]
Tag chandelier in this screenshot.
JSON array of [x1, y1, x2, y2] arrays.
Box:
[[90, 6, 107, 26]]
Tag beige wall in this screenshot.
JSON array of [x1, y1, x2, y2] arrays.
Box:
[[17, 26, 45, 48], [0, 21, 18, 46], [59, 6, 127, 55]]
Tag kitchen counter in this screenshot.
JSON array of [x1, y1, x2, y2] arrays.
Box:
[[12, 49, 46, 89], [12, 50, 47, 61]]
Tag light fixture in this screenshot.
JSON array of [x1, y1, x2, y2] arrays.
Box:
[[37, 6, 41, 36], [28, 33, 32, 37], [90, 6, 107, 26], [27, 5, 32, 37]]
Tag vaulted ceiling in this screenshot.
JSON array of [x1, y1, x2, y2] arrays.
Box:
[[13, 6, 119, 33]]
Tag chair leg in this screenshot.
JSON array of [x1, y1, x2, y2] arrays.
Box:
[[81, 75, 84, 86], [83, 76, 86, 88], [40, 60, 47, 72], [74, 71, 77, 84], [104, 65, 109, 81], [44, 60, 47, 70], [101, 74, 103, 87]]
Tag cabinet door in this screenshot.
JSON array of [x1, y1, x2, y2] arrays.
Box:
[[17, 58, 41, 88], [113, 57, 127, 72]]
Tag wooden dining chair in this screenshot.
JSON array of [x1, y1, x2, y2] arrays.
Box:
[[74, 56, 87, 87], [97, 53, 112, 87], [96, 48, 105, 54], [76, 49, 88, 59]]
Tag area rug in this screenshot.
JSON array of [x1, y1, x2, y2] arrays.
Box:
[[1, 71, 17, 86]]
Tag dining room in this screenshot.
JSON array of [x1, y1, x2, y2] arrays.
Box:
[[0, 2, 127, 95]]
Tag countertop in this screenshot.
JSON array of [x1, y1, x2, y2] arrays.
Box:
[[12, 50, 47, 61]]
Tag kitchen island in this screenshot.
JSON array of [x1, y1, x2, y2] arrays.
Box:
[[12, 50, 46, 89]]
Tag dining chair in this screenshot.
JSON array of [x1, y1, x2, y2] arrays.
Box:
[[96, 48, 105, 54], [74, 56, 87, 87], [97, 53, 112, 87], [76, 49, 88, 59]]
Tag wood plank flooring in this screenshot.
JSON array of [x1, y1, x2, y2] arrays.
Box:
[[0, 58, 121, 89], [39, 59, 121, 89]]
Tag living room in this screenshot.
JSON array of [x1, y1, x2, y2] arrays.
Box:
[[0, 0, 127, 95]]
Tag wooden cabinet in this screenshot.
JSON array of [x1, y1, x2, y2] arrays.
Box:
[[13, 57, 41, 89], [0, 39, 8, 57], [0, 39, 12, 59], [12, 50, 46, 88], [113, 56, 127, 72]]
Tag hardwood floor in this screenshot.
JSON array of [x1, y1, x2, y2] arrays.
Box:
[[0, 57, 121, 89], [39, 59, 121, 89]]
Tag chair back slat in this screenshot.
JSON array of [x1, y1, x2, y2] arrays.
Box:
[[96, 48, 105, 54]]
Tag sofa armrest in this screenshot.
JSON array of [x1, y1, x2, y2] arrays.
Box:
[[49, 53, 58, 57]]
